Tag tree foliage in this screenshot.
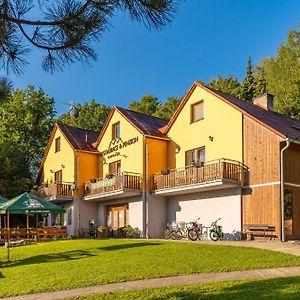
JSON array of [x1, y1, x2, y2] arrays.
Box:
[[0, 86, 55, 197], [58, 99, 111, 131], [0, 0, 179, 74], [206, 75, 242, 99], [258, 26, 300, 118], [129, 94, 180, 120], [241, 57, 255, 102]]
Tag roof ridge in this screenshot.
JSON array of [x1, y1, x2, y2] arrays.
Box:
[[57, 122, 100, 134], [115, 106, 167, 122]]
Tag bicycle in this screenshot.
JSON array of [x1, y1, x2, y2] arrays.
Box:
[[209, 218, 224, 241], [187, 218, 202, 241]]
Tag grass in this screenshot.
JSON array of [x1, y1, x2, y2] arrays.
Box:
[[1, 239, 300, 297], [73, 276, 300, 299]]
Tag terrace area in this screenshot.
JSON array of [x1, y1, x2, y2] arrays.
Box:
[[83, 172, 142, 201], [153, 158, 244, 195]]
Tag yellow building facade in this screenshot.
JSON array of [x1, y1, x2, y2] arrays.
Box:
[[37, 80, 300, 240]]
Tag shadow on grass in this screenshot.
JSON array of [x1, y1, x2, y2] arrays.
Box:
[[0, 249, 96, 268], [147, 276, 300, 300], [0, 271, 4, 279], [98, 242, 162, 251]]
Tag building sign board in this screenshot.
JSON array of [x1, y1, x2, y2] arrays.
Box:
[[100, 137, 139, 157]]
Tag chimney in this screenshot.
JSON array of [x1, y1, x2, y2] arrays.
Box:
[[253, 93, 274, 111]]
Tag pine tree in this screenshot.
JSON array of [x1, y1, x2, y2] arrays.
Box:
[[241, 57, 255, 102], [254, 66, 268, 97]]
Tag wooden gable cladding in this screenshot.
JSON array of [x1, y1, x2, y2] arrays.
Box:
[[284, 143, 300, 184], [243, 115, 283, 186]]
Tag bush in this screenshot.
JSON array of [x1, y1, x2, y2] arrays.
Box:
[[122, 225, 142, 238]]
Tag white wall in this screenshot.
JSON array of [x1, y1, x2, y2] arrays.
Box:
[[147, 194, 167, 238], [167, 188, 242, 235]]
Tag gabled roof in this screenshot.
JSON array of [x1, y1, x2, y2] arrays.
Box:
[[94, 106, 169, 147], [163, 81, 300, 140], [37, 123, 99, 183], [58, 123, 99, 152]]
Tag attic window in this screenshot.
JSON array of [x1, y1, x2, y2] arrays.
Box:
[[112, 122, 120, 139], [55, 137, 61, 152], [191, 101, 204, 123]]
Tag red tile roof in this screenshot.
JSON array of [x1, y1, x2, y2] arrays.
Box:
[[115, 106, 168, 139], [57, 123, 99, 152]]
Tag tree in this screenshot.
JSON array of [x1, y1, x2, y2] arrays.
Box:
[[156, 96, 180, 120], [0, 76, 13, 104], [0, 0, 178, 74], [206, 75, 242, 99], [129, 94, 161, 116], [0, 86, 56, 173], [0, 143, 32, 198], [241, 57, 255, 102], [58, 100, 111, 131], [253, 65, 267, 97], [258, 26, 300, 118]]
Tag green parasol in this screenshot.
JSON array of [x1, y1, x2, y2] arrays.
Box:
[[0, 192, 65, 214]]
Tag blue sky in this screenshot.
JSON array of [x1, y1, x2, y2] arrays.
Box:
[[6, 0, 300, 115]]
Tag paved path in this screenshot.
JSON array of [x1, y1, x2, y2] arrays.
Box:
[[3, 240, 300, 300], [3, 265, 300, 300]]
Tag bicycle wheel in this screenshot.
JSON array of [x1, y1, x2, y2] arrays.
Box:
[[188, 229, 198, 241], [175, 229, 184, 240], [164, 229, 172, 239], [209, 231, 219, 241]]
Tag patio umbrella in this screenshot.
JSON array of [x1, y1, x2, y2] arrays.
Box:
[[0, 192, 65, 262], [0, 196, 5, 203]]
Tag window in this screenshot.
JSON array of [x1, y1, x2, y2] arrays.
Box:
[[185, 147, 205, 166], [112, 122, 120, 139], [55, 137, 61, 152], [109, 160, 121, 176], [54, 170, 62, 182], [191, 101, 204, 123]]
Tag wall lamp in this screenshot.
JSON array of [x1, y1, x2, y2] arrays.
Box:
[[209, 136, 214, 142], [50, 169, 54, 173], [61, 164, 65, 168]]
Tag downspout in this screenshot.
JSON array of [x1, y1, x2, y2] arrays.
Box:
[[143, 136, 149, 238], [280, 138, 290, 242]]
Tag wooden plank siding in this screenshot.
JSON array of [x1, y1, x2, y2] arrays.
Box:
[[242, 116, 283, 239], [283, 143, 300, 239]]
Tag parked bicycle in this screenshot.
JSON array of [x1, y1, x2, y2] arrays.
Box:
[[164, 223, 178, 240], [187, 218, 202, 241], [209, 218, 224, 241]]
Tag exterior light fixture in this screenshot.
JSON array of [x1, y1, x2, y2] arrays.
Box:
[[209, 136, 214, 141], [50, 169, 54, 173], [61, 164, 65, 168]]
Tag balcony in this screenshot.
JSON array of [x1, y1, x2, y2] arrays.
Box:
[[83, 172, 142, 201], [37, 182, 74, 203], [153, 159, 244, 196]]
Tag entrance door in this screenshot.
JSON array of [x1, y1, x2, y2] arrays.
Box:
[[107, 205, 127, 236]]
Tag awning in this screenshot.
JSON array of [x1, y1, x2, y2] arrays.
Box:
[[0, 192, 65, 214]]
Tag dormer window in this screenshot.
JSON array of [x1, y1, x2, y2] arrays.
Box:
[[191, 101, 204, 123], [112, 122, 120, 139], [55, 137, 61, 152]]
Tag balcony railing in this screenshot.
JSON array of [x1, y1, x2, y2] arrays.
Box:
[[84, 172, 142, 196], [153, 159, 244, 191], [38, 182, 74, 198]]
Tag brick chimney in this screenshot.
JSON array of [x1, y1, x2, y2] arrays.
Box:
[[253, 93, 274, 111]]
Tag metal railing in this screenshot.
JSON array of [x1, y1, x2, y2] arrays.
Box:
[[37, 182, 74, 198], [84, 172, 142, 196], [153, 158, 244, 191]]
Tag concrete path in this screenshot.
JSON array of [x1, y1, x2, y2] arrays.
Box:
[[3, 265, 300, 300]]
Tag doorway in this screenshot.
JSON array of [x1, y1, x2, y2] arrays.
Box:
[[107, 204, 128, 236]]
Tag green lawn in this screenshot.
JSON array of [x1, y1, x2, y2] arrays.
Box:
[[74, 276, 300, 300], [1, 239, 300, 297]]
